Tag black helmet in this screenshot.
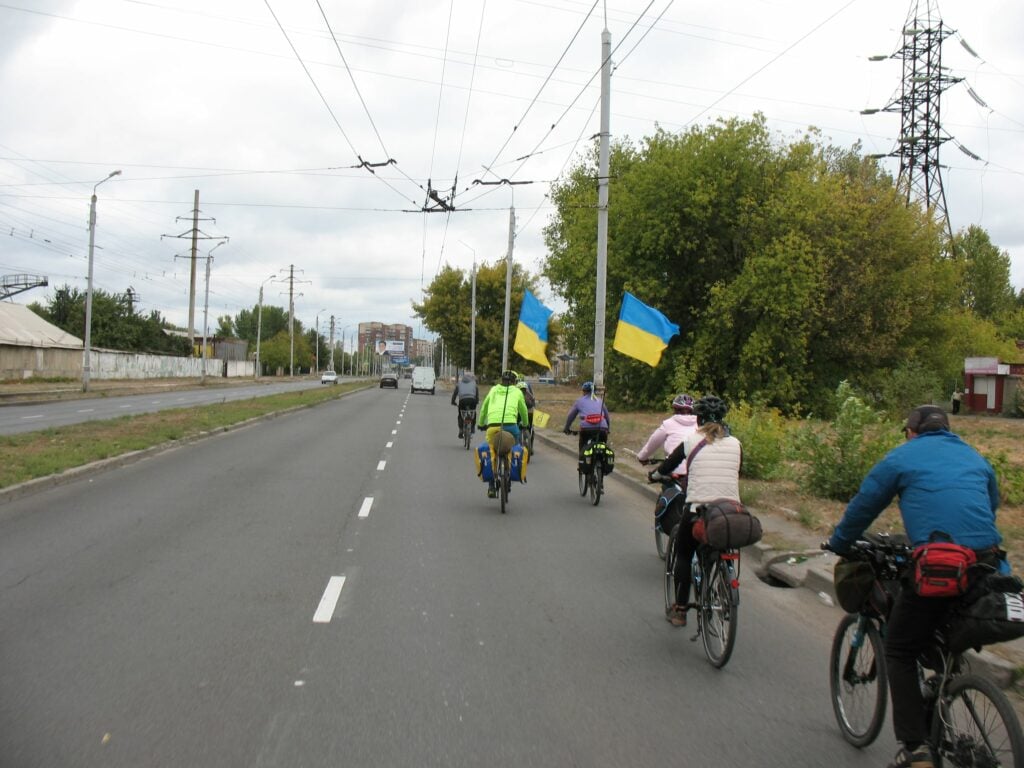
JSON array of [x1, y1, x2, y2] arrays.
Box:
[[693, 395, 727, 425], [671, 393, 695, 413], [500, 370, 516, 385]]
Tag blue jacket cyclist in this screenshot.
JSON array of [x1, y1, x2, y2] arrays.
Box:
[[563, 381, 610, 457], [827, 405, 1006, 768]]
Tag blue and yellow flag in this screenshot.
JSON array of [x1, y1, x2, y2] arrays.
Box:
[[513, 290, 554, 368], [612, 292, 680, 367]]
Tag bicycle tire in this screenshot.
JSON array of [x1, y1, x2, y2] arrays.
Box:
[[589, 467, 602, 506], [701, 557, 737, 668], [463, 426, 471, 450], [578, 467, 588, 496], [829, 613, 887, 748], [931, 672, 1024, 768], [499, 456, 509, 514], [663, 525, 678, 616]]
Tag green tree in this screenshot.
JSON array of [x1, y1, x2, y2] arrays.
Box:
[[215, 315, 235, 338], [954, 225, 1017, 320], [413, 261, 557, 380], [232, 305, 289, 346]]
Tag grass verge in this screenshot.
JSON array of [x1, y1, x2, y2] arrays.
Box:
[[0, 381, 369, 489]]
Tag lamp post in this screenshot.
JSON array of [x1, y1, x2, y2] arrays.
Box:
[[255, 274, 276, 379], [82, 169, 122, 392], [339, 324, 352, 375], [459, 240, 477, 373], [314, 308, 326, 374]]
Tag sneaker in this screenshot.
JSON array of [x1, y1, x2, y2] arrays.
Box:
[[887, 746, 934, 768], [665, 605, 687, 627], [458, 431, 464, 439], [487, 486, 497, 499]]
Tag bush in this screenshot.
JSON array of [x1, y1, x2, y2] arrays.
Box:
[[728, 401, 788, 480], [985, 450, 1024, 506], [859, 359, 943, 418], [795, 381, 901, 501]]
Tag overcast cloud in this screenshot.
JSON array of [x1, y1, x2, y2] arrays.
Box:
[[1, 0, 1021, 344]]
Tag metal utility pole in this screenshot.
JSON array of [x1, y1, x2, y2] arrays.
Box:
[[862, 0, 960, 241], [593, 27, 611, 390], [83, 170, 122, 392], [329, 315, 336, 370], [501, 206, 515, 371], [201, 240, 227, 384], [471, 262, 477, 373], [161, 191, 220, 350], [255, 274, 275, 379], [288, 265, 295, 377]]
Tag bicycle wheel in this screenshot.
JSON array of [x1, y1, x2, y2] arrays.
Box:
[[700, 557, 738, 668], [663, 526, 678, 615], [463, 423, 472, 450], [589, 467, 603, 506], [829, 613, 887, 748], [527, 427, 535, 456], [499, 456, 509, 514], [578, 466, 588, 496], [931, 672, 1024, 768]]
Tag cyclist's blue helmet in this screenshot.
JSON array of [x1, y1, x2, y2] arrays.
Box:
[[581, 381, 594, 394]]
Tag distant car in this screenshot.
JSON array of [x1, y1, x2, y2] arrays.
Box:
[[380, 372, 399, 389], [321, 370, 338, 384]]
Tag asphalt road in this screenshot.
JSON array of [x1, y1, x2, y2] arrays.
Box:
[[0, 378, 342, 435], [0, 385, 900, 767]]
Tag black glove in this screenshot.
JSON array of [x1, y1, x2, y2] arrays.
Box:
[[563, 427, 571, 435], [647, 470, 663, 482]]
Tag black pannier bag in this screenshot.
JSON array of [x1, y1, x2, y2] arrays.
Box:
[[833, 560, 876, 614], [693, 498, 763, 549], [945, 573, 1024, 654]]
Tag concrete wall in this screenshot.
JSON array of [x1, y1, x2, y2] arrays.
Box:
[[1, 344, 255, 380]]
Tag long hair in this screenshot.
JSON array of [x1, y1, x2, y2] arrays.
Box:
[[698, 422, 727, 444]]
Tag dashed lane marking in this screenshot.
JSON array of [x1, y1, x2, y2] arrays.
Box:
[[313, 576, 346, 623], [358, 497, 373, 518], [377, 460, 387, 471]]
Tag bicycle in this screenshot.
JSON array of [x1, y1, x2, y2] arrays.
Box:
[[640, 458, 682, 560], [521, 420, 535, 458], [459, 408, 476, 450], [489, 429, 516, 514], [825, 533, 1024, 764], [659, 505, 741, 668], [569, 430, 608, 506]]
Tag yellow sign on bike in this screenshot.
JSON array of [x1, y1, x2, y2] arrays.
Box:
[[532, 409, 551, 429]]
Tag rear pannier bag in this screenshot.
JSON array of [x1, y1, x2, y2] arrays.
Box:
[[693, 498, 762, 549], [945, 574, 1024, 653], [912, 536, 977, 598]]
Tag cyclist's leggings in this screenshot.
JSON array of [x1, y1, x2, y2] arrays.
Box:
[[578, 428, 608, 456], [671, 505, 699, 608], [457, 398, 477, 429]]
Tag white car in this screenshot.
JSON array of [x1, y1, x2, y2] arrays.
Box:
[[320, 370, 338, 384]]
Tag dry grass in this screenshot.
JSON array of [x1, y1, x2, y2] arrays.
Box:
[[534, 387, 1024, 562]]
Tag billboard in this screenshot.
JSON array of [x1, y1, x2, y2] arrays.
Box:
[[376, 339, 406, 356]]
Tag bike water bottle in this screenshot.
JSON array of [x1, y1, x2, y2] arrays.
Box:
[[692, 553, 701, 586]]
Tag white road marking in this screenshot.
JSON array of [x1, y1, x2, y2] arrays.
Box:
[[377, 460, 387, 471], [358, 497, 373, 518], [76, 408, 95, 413], [313, 576, 346, 623], [150, 400, 162, 404], [120, 404, 131, 408], [396, 420, 401, 425], [21, 414, 44, 420], [391, 429, 397, 435], [386, 441, 393, 448]]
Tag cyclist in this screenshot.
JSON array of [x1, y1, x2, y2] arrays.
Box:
[[649, 395, 741, 628], [636, 393, 699, 465], [563, 381, 610, 463], [516, 374, 536, 430], [451, 371, 479, 439], [476, 370, 529, 498], [826, 405, 1006, 768]]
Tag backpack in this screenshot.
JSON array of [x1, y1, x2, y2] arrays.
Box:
[[692, 499, 762, 549]]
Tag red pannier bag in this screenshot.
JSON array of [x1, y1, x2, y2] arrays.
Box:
[[912, 534, 977, 598]]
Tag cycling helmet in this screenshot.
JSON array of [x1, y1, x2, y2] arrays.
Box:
[[671, 393, 695, 414], [693, 395, 728, 425], [517, 380, 529, 390], [500, 370, 516, 385], [581, 381, 594, 393]]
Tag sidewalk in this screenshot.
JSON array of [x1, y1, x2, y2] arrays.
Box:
[[534, 427, 1024, 690], [0, 376, 272, 404]]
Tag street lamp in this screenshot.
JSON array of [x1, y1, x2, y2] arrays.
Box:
[[459, 240, 477, 373], [339, 324, 352, 375], [83, 169, 122, 392], [255, 274, 276, 379], [315, 308, 326, 373]]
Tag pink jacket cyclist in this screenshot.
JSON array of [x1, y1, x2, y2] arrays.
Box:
[[636, 393, 698, 469]]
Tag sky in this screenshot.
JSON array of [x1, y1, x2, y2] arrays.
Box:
[[1, 0, 1022, 349]]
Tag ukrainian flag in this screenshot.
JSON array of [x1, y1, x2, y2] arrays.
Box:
[[612, 292, 680, 367], [513, 290, 554, 368]]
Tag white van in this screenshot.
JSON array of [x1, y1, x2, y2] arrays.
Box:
[[411, 366, 436, 395]]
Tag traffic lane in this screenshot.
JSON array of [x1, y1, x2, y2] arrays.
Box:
[[0, 378, 331, 435], [285, 392, 893, 767], [0, 386, 403, 767]]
